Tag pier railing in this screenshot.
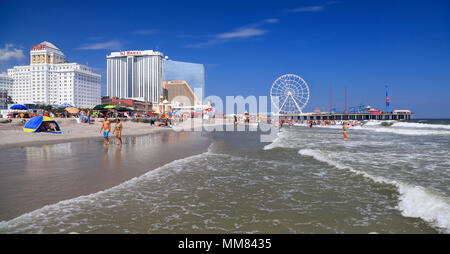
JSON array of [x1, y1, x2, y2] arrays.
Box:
[[277, 112, 413, 121]]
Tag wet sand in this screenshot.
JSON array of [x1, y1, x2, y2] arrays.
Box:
[[0, 130, 211, 221]]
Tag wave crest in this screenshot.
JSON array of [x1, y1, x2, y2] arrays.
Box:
[[298, 148, 450, 233]]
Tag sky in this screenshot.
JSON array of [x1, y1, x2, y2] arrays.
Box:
[[0, 0, 449, 118]]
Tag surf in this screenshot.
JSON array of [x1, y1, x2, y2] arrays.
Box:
[[298, 148, 450, 233]]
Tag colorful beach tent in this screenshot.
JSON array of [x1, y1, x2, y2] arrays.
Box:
[[23, 116, 62, 133], [10, 104, 28, 110]]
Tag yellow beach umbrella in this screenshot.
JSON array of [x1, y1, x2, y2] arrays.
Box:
[[104, 105, 116, 109], [65, 107, 79, 114]]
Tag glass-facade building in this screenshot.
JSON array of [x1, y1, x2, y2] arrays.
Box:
[[107, 50, 163, 103], [163, 60, 205, 102]]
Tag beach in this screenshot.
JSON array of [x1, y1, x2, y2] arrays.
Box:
[[0, 118, 169, 149], [0, 120, 212, 221], [0, 119, 449, 233]]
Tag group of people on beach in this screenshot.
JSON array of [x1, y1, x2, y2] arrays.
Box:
[[100, 117, 123, 145], [276, 119, 364, 141]]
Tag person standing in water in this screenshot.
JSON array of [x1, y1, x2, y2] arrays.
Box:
[[100, 117, 111, 145], [113, 119, 123, 145], [343, 121, 348, 141]]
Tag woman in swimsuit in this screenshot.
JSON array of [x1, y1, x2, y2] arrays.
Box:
[[343, 121, 348, 140], [113, 119, 123, 145]]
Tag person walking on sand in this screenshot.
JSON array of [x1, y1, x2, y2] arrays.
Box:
[[100, 117, 111, 145], [113, 119, 123, 145], [86, 110, 91, 124], [343, 121, 348, 141]]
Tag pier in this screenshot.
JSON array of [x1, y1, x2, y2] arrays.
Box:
[[279, 112, 413, 121]]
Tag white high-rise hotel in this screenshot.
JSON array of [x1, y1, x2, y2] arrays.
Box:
[[7, 41, 101, 108], [107, 50, 163, 103]]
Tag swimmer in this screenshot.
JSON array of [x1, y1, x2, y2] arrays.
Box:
[[343, 121, 348, 140], [100, 117, 111, 145]]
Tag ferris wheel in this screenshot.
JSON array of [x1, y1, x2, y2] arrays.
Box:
[[270, 74, 309, 114]]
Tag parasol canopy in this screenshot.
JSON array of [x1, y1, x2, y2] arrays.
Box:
[[103, 105, 116, 109], [10, 104, 28, 110], [65, 107, 79, 114], [93, 104, 108, 110], [116, 107, 131, 111], [160, 113, 168, 118], [57, 103, 73, 108]]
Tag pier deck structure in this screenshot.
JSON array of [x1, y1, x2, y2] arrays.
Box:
[[278, 112, 413, 121]]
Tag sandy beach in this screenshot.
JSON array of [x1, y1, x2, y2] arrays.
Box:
[[0, 118, 170, 149], [0, 117, 230, 149]]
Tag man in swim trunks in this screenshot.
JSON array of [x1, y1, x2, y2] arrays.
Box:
[[100, 117, 111, 145], [343, 121, 348, 141], [113, 119, 123, 145]]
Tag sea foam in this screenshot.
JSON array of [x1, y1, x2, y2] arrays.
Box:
[[298, 148, 450, 233]]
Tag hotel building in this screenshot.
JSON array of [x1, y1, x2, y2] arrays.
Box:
[[163, 60, 205, 103], [7, 41, 101, 108], [0, 74, 13, 93], [107, 50, 163, 103], [0, 74, 13, 109]]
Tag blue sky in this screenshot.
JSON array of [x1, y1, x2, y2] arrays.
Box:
[[0, 0, 449, 118]]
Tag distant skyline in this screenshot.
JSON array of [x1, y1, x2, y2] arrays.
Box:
[[0, 0, 449, 118]]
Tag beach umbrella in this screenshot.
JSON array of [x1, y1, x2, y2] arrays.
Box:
[[93, 104, 108, 110], [104, 105, 116, 109], [160, 113, 168, 118], [58, 103, 73, 108], [10, 104, 28, 110], [65, 107, 79, 114]]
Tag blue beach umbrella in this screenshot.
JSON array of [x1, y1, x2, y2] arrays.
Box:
[[58, 103, 73, 108], [10, 104, 28, 110]]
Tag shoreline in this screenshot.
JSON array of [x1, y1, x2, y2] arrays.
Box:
[[0, 118, 233, 149], [0, 118, 169, 149], [0, 129, 212, 221]]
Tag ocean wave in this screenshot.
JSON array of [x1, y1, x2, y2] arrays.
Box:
[[0, 152, 210, 233], [293, 123, 450, 136], [298, 148, 450, 233], [370, 128, 450, 136], [391, 122, 450, 130], [263, 130, 286, 150]]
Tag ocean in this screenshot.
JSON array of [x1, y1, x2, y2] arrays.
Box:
[[0, 119, 449, 233]]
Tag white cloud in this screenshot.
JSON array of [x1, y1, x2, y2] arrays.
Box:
[[78, 40, 124, 50], [262, 18, 279, 24], [187, 18, 278, 48], [286, 5, 325, 13], [217, 27, 267, 39], [0, 44, 26, 61], [131, 29, 158, 35]]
